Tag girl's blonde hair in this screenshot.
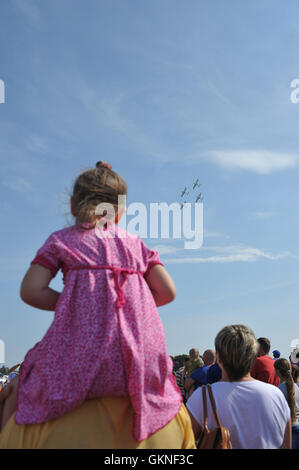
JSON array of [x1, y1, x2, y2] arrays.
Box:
[[274, 358, 296, 423], [71, 162, 127, 229]]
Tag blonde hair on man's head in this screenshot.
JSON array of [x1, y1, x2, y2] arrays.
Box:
[[189, 348, 199, 360]]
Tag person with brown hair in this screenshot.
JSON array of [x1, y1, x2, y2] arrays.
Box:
[[274, 358, 299, 449], [0, 162, 189, 448], [250, 337, 280, 386], [187, 325, 291, 448]]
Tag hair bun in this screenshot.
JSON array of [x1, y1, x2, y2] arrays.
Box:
[[96, 161, 112, 170]]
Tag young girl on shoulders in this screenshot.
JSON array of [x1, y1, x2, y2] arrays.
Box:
[[1, 162, 182, 441]]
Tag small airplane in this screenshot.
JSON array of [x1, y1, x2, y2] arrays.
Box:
[[181, 187, 188, 197], [196, 193, 203, 203], [180, 201, 187, 209], [193, 179, 200, 190]]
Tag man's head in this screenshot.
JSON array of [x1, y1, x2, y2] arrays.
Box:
[[189, 348, 199, 360], [257, 337, 271, 356], [203, 349, 216, 366], [272, 350, 281, 360]]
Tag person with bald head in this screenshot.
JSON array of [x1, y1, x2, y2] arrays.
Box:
[[202, 349, 216, 366]]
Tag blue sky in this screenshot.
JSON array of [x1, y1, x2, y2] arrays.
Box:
[[1, 0, 299, 366]]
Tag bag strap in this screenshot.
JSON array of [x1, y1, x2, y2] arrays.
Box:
[[201, 385, 209, 431], [207, 384, 222, 428]]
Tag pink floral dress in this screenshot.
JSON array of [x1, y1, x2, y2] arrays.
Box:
[[15, 223, 182, 441]]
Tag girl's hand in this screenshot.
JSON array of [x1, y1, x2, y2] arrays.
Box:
[[20, 264, 60, 311]]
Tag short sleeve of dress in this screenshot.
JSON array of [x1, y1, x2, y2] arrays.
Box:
[[30, 233, 62, 278], [140, 241, 164, 277]]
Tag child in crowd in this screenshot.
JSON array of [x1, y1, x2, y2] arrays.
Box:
[[0, 162, 182, 441]]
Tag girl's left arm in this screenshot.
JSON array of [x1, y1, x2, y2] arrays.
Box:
[[20, 264, 60, 311]]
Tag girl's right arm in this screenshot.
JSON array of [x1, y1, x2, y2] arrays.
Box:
[[20, 264, 60, 311], [144, 264, 176, 307]]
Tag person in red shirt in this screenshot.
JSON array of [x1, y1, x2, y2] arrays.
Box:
[[251, 337, 280, 386]]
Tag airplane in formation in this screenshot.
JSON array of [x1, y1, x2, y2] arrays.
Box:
[[181, 187, 188, 197], [196, 193, 203, 203], [193, 179, 200, 189], [180, 180, 202, 208]]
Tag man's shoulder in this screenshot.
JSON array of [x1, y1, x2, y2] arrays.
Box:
[[257, 355, 275, 366], [191, 366, 209, 379], [208, 362, 222, 375]]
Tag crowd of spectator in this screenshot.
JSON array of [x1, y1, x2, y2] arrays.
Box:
[[173, 327, 299, 449]]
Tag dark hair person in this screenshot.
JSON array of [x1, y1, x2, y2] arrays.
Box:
[[274, 358, 299, 449], [187, 325, 292, 448], [292, 365, 299, 384], [250, 336, 280, 385], [257, 337, 271, 355]]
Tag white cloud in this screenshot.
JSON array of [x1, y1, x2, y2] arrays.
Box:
[[3, 176, 32, 193], [207, 150, 299, 174], [12, 0, 42, 26], [250, 211, 278, 220], [204, 231, 228, 239], [150, 244, 179, 255], [75, 81, 299, 171], [26, 135, 48, 154], [164, 244, 292, 264]]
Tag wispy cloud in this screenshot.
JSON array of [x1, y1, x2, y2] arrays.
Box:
[[150, 244, 179, 255], [2, 176, 32, 193], [207, 150, 299, 174], [177, 278, 299, 309], [204, 231, 229, 239], [12, 0, 42, 27], [26, 134, 48, 154], [76, 82, 230, 164], [249, 211, 278, 220], [164, 244, 292, 264], [77, 85, 166, 159]]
